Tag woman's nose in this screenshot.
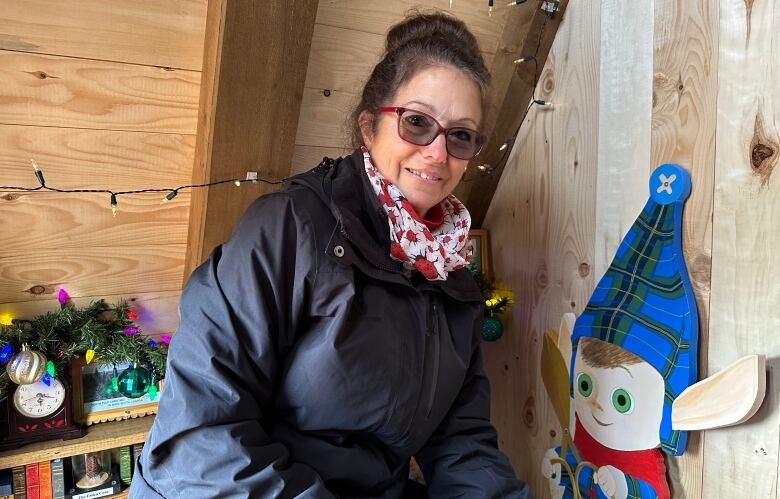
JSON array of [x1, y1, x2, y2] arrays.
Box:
[[421, 132, 448, 163]]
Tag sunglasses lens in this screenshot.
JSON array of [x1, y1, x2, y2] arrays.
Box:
[[399, 111, 438, 145], [397, 109, 483, 160]]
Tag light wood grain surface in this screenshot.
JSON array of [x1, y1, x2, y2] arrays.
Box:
[[705, 0, 780, 497], [481, 0, 601, 494]]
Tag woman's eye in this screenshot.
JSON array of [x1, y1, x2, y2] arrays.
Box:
[[576, 373, 593, 397], [611, 388, 634, 414], [449, 129, 474, 143], [404, 114, 432, 128]]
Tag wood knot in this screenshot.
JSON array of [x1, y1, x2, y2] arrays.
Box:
[[33, 71, 48, 79], [535, 262, 548, 288], [752, 143, 775, 168], [691, 253, 712, 292], [2, 193, 18, 201], [28, 285, 48, 295], [323, 89, 331, 97], [550, 429, 557, 438], [522, 396, 536, 428], [750, 110, 778, 188], [578, 262, 591, 278]]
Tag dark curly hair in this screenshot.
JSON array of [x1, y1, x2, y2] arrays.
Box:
[[349, 10, 491, 148]]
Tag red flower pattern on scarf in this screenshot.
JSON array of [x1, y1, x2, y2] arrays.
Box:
[[361, 147, 472, 280]]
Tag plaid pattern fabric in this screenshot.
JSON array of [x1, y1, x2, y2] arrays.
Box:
[[570, 164, 698, 456]]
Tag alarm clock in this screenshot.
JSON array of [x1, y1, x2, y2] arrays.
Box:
[[0, 377, 84, 451]]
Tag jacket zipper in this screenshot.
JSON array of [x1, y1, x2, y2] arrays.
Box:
[[425, 299, 440, 418]]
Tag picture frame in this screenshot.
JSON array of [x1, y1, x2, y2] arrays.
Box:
[[468, 228, 491, 278], [70, 355, 161, 426]]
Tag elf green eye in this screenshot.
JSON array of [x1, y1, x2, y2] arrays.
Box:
[[576, 373, 593, 397], [611, 388, 633, 414]]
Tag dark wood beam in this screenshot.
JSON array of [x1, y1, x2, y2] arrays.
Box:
[[184, 0, 319, 279], [459, 0, 570, 227]]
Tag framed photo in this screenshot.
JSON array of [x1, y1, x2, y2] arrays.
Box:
[[70, 356, 161, 426], [468, 229, 491, 278]]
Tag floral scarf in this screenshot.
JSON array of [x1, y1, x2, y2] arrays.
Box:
[[361, 148, 473, 281]]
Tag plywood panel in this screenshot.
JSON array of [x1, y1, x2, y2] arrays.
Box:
[[0, 0, 207, 70], [0, 191, 190, 250], [316, 0, 510, 54], [650, 1, 718, 496], [295, 87, 356, 148], [594, 0, 653, 277], [0, 51, 200, 133], [481, 0, 601, 494], [0, 245, 185, 304], [705, 0, 780, 497], [0, 291, 182, 336], [0, 125, 194, 188], [291, 145, 351, 175]]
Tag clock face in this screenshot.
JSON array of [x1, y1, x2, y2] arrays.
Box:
[[13, 378, 66, 419]]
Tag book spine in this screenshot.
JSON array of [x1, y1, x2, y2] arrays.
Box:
[[11, 465, 25, 499], [119, 446, 132, 485], [50, 459, 65, 499], [37, 461, 52, 499], [24, 463, 39, 499]]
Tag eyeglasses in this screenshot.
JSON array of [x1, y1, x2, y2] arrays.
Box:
[[376, 106, 485, 160]]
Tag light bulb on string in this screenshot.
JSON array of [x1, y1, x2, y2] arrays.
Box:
[[161, 190, 178, 204], [110, 193, 118, 217], [30, 159, 46, 186]]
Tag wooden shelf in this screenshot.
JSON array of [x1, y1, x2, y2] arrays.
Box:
[[0, 416, 154, 469]]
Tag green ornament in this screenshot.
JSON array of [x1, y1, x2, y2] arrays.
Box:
[[481, 317, 503, 342], [147, 385, 158, 400], [117, 366, 151, 398], [46, 360, 56, 377]]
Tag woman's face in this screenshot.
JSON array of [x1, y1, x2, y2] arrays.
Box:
[[361, 65, 482, 217]]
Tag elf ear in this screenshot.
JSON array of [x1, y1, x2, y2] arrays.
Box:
[[672, 354, 766, 431], [557, 313, 576, 372]]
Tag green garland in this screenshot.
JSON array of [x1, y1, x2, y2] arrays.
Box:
[[0, 299, 167, 400]]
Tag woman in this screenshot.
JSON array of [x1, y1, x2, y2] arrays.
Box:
[[131, 11, 531, 499]]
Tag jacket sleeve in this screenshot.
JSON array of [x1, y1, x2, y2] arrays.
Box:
[[130, 193, 335, 499], [414, 319, 533, 499]]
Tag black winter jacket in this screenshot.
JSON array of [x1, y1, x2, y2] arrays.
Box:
[[130, 149, 531, 499]]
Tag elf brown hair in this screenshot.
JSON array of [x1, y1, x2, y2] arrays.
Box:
[[579, 337, 644, 369]]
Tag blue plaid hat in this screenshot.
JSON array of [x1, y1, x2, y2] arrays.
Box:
[[570, 164, 698, 456]]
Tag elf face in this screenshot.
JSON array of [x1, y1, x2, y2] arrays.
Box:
[[573, 344, 665, 451]]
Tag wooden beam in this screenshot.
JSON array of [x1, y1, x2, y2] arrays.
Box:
[[184, 0, 319, 278], [460, 0, 570, 227]]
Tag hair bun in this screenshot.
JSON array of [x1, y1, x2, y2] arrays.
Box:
[[385, 11, 479, 56]]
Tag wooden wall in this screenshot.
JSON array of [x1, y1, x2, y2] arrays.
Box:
[[484, 0, 779, 497], [0, 1, 207, 335]]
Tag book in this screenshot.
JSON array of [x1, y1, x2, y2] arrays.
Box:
[[0, 468, 12, 496], [119, 446, 132, 485], [11, 465, 25, 499], [50, 459, 65, 499], [38, 460, 53, 499], [25, 463, 39, 499]]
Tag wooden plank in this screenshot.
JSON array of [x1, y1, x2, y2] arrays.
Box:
[[0, 191, 190, 250], [291, 145, 351, 176], [0, 0, 207, 70], [184, 0, 319, 277], [705, 0, 780, 496], [315, 0, 510, 55], [650, 0, 718, 496], [461, 0, 571, 227], [480, 0, 600, 493], [0, 245, 185, 304], [0, 416, 154, 469], [0, 51, 200, 134], [593, 0, 653, 277], [0, 291, 182, 336], [294, 87, 355, 149], [303, 23, 495, 95], [304, 24, 384, 94], [0, 125, 194, 189]]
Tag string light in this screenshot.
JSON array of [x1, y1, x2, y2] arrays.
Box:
[[508, 0, 528, 4], [488, 0, 494, 16], [1, 162, 284, 216]]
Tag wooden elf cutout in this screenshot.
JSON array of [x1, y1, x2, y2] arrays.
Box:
[[540, 164, 766, 499]]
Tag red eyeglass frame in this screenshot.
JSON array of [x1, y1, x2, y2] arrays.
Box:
[[375, 106, 485, 160]]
